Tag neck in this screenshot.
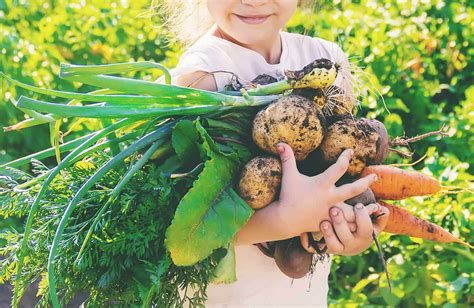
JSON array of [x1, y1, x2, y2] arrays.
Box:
[[211, 26, 282, 64]]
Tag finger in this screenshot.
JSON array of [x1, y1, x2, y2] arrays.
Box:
[[337, 202, 379, 223], [336, 202, 355, 222], [299, 232, 317, 254], [276, 143, 299, 183], [365, 203, 381, 216], [330, 207, 355, 244], [373, 205, 390, 235], [320, 220, 344, 254], [320, 149, 353, 185], [348, 222, 357, 232], [335, 174, 378, 202], [354, 203, 374, 238]]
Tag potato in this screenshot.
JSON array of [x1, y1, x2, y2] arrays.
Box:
[[365, 118, 389, 164], [252, 95, 326, 160], [285, 58, 338, 89], [320, 117, 389, 176], [274, 237, 313, 279], [237, 156, 282, 210]]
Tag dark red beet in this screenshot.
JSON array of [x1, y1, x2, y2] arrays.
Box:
[[274, 237, 312, 279]]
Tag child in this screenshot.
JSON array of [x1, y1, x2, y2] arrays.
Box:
[[157, 0, 390, 306]]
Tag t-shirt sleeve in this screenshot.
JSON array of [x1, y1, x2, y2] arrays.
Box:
[[174, 51, 213, 75], [159, 44, 235, 90]]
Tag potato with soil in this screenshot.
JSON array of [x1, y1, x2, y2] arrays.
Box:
[[320, 117, 389, 176], [252, 95, 326, 160], [238, 156, 282, 209]]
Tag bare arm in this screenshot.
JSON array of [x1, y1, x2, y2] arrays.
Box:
[[174, 71, 218, 91], [234, 201, 295, 245]]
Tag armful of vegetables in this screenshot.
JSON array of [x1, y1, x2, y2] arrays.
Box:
[[236, 78, 471, 285], [0, 56, 471, 307]]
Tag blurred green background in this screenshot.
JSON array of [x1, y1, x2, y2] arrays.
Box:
[[0, 0, 472, 306]]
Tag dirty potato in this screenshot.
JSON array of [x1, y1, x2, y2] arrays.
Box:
[[238, 156, 282, 209], [252, 95, 326, 160], [320, 117, 389, 176]]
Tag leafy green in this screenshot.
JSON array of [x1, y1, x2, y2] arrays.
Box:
[[210, 243, 237, 284], [171, 120, 201, 164], [0, 117, 255, 306], [165, 121, 253, 266]]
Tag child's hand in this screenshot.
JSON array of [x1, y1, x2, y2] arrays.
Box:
[[275, 142, 378, 238], [319, 203, 390, 256]]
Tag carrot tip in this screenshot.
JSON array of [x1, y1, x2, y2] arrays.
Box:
[[461, 242, 474, 249]]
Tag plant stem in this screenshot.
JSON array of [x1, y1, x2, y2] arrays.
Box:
[[60, 61, 172, 85], [245, 79, 291, 95], [16, 96, 225, 119]]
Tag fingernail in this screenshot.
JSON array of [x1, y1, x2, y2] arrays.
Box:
[[277, 143, 285, 154], [349, 149, 354, 156], [331, 209, 339, 216], [371, 174, 378, 181], [322, 223, 329, 230], [356, 203, 364, 209]]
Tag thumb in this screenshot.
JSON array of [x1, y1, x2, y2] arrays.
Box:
[[277, 142, 298, 181]]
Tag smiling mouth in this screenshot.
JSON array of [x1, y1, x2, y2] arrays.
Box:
[[234, 14, 271, 25]]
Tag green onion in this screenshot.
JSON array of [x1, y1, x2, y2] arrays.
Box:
[[59, 61, 172, 85]]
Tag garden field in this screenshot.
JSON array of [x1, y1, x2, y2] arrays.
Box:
[[0, 0, 472, 306]]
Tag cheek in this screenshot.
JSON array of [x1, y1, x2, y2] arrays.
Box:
[[206, 0, 230, 24], [279, 0, 298, 24]]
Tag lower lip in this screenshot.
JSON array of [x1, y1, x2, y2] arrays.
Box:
[[235, 14, 270, 25]]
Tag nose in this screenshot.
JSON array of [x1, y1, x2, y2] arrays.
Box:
[[241, 0, 269, 7]]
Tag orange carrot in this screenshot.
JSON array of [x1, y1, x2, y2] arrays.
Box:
[[380, 201, 472, 248], [361, 165, 441, 200]]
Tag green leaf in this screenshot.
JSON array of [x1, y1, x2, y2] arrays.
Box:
[[171, 120, 200, 163], [449, 276, 469, 292], [403, 277, 419, 293], [211, 243, 237, 284], [165, 154, 252, 265], [352, 273, 379, 294], [194, 120, 240, 163], [380, 287, 401, 306], [165, 123, 252, 266]]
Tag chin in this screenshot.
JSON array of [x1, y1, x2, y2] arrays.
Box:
[[232, 30, 277, 45]]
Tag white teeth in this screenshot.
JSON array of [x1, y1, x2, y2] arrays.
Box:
[[237, 15, 269, 25]]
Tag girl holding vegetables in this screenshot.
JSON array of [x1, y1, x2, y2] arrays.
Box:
[[157, 0, 390, 305]]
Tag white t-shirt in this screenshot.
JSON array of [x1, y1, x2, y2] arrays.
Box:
[[170, 31, 351, 307], [172, 31, 351, 94]]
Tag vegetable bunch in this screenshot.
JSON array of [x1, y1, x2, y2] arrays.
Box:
[[0, 59, 340, 306], [0, 57, 471, 307], [235, 64, 473, 283]]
